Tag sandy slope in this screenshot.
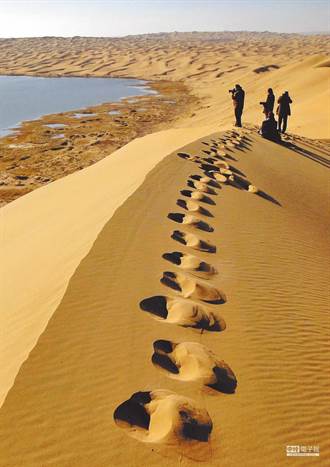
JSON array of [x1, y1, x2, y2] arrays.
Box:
[[0, 130, 329, 466], [0, 125, 223, 407]]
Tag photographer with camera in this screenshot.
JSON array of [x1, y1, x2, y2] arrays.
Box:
[[260, 88, 275, 115], [229, 84, 245, 127]]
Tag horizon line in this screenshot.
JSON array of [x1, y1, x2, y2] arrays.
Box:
[[0, 30, 329, 40]]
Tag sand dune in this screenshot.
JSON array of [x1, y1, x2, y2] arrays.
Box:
[[0, 33, 329, 139], [0, 32, 329, 206], [0, 31, 329, 467], [0, 130, 329, 466], [0, 126, 216, 407]]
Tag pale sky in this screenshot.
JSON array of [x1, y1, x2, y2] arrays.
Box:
[[0, 0, 329, 38]]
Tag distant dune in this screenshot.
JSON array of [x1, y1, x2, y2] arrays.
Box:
[[0, 32, 329, 137]]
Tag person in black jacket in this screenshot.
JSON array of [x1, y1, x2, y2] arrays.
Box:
[[260, 111, 281, 142], [276, 91, 292, 133], [260, 88, 275, 114], [230, 84, 245, 127]]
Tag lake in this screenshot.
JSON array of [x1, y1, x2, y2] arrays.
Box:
[[0, 75, 156, 137]]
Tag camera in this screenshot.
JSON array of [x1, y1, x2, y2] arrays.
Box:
[[229, 89, 235, 94]]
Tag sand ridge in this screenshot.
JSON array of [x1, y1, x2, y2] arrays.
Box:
[[0, 126, 218, 408], [0, 130, 329, 465]]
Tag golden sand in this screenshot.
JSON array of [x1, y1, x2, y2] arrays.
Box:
[[0, 33, 329, 466]]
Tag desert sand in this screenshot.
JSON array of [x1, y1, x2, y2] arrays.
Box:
[[0, 32, 329, 466], [0, 33, 329, 205]]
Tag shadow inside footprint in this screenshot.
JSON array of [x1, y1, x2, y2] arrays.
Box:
[[208, 367, 238, 394], [180, 411, 212, 441], [140, 296, 168, 318], [168, 212, 186, 224], [163, 251, 184, 265], [161, 271, 182, 292], [114, 391, 151, 429], [177, 152, 191, 159], [152, 352, 179, 374], [199, 163, 220, 173]]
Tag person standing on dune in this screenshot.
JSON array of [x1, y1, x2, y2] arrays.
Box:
[[230, 84, 245, 127], [277, 91, 292, 133], [260, 88, 275, 114]]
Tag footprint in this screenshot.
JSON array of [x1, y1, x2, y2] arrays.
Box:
[[114, 389, 213, 443], [177, 152, 201, 163], [180, 189, 216, 205], [225, 141, 236, 149], [203, 157, 217, 164], [152, 340, 237, 393], [219, 168, 233, 176], [190, 174, 221, 189], [213, 160, 230, 170], [177, 199, 213, 217], [167, 213, 214, 232], [205, 171, 228, 183], [162, 251, 218, 278], [199, 162, 221, 173], [139, 295, 226, 331], [171, 230, 216, 253], [160, 271, 226, 303], [186, 180, 217, 195], [215, 150, 228, 157]]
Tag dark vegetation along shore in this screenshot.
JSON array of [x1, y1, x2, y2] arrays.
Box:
[[0, 80, 198, 206]]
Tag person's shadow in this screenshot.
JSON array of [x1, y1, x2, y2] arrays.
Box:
[[280, 139, 330, 169]]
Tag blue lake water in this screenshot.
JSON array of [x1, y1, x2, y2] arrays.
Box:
[[0, 75, 156, 137]]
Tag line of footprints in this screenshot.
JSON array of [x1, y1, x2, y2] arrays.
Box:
[[114, 129, 257, 448]]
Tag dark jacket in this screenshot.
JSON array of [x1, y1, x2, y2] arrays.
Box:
[[261, 116, 280, 141], [232, 88, 245, 112], [277, 93, 292, 116], [265, 92, 275, 112]]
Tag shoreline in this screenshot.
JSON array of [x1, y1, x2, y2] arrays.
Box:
[[0, 79, 199, 206]]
